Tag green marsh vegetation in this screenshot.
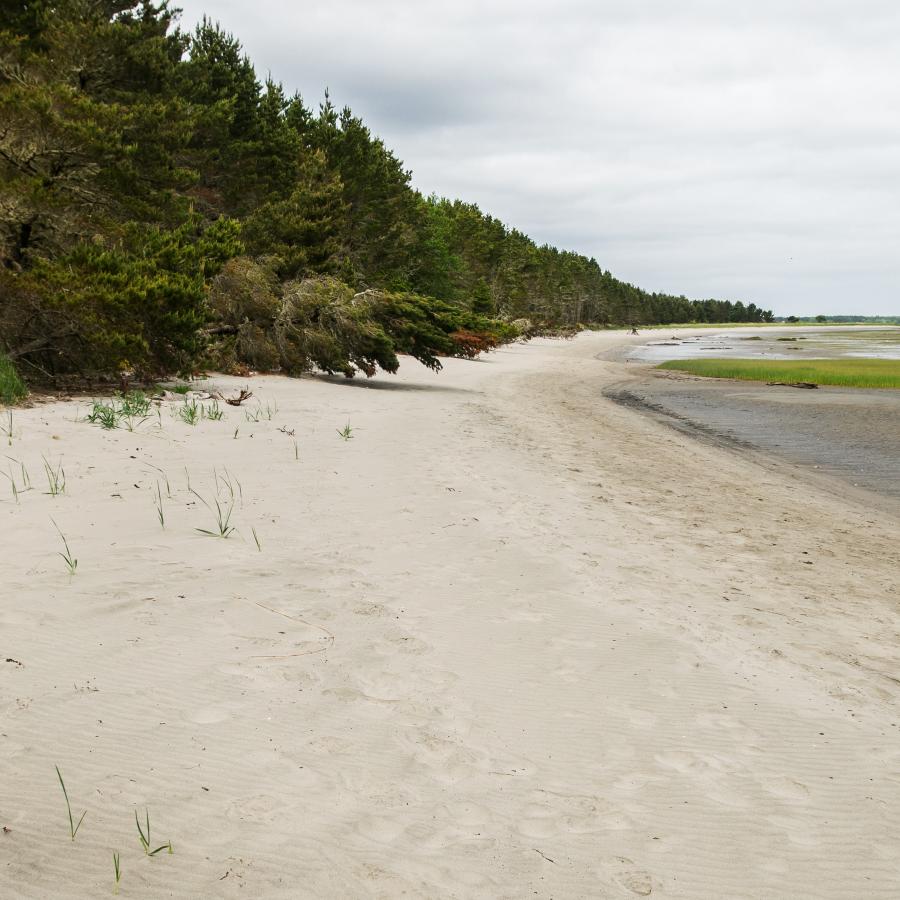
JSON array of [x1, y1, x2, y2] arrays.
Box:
[[658, 358, 900, 389]]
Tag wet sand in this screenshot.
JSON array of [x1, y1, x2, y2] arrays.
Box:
[[604, 372, 900, 514]]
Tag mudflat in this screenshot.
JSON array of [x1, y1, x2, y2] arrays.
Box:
[[2, 330, 899, 898], [605, 371, 900, 512]]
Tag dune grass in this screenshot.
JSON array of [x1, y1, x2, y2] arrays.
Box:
[[55, 766, 87, 840], [658, 357, 900, 389], [0, 354, 27, 405]]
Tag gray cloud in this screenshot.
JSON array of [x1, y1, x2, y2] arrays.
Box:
[[176, 0, 900, 314]]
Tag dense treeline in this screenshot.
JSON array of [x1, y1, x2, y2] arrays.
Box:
[[0, 1, 771, 384]]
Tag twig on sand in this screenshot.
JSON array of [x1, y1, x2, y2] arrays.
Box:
[[533, 848, 556, 864], [251, 601, 335, 659]]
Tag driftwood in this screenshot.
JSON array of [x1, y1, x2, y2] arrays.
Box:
[[767, 381, 818, 389], [225, 389, 254, 406]]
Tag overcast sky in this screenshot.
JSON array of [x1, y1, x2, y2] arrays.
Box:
[[176, 0, 900, 316]]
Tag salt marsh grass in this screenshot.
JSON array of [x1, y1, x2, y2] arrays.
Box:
[[658, 358, 900, 389]]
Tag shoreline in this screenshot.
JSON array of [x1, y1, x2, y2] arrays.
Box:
[[603, 369, 900, 518], [3, 330, 899, 898]]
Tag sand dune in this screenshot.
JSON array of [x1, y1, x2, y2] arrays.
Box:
[[2, 330, 899, 898]]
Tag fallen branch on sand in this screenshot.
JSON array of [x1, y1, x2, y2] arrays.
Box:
[[225, 389, 254, 406]]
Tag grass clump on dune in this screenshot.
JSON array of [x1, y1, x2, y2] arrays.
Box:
[[658, 357, 900, 389], [0, 354, 27, 405]]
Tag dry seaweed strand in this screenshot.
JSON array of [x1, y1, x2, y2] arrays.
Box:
[[251, 600, 335, 659]]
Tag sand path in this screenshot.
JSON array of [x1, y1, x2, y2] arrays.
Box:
[[2, 330, 898, 898]]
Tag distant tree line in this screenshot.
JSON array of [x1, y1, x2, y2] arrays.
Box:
[[778, 316, 900, 324], [0, 1, 772, 384]]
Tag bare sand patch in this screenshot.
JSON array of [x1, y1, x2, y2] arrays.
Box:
[[2, 331, 899, 897]]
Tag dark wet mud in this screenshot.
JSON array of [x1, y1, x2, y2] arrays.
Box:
[[606, 373, 900, 513]]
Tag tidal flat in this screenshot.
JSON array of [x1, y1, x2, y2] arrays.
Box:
[[606, 373, 900, 511]]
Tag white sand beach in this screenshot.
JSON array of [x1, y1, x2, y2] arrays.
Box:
[[2, 329, 899, 898]]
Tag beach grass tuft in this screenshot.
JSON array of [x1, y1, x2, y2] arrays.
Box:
[[42, 455, 66, 495], [1, 410, 15, 445], [55, 766, 87, 840], [192, 488, 235, 538], [176, 397, 200, 425], [202, 398, 224, 421], [86, 400, 121, 430], [135, 808, 173, 856], [658, 357, 900, 389], [51, 518, 78, 574], [3, 457, 31, 502], [245, 399, 277, 423], [154, 481, 165, 528]]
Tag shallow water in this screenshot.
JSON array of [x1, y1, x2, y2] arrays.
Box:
[[606, 376, 900, 512], [629, 328, 900, 364]]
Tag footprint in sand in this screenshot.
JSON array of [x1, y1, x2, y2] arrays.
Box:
[[185, 704, 234, 724], [394, 728, 485, 784], [761, 775, 810, 802], [601, 857, 658, 897], [226, 794, 282, 823], [654, 749, 706, 773]]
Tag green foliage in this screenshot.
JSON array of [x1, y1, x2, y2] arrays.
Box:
[[86, 400, 122, 430], [1, 217, 240, 377], [1, 1, 771, 388], [207, 264, 518, 378], [0, 354, 27, 404], [242, 150, 348, 279]]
